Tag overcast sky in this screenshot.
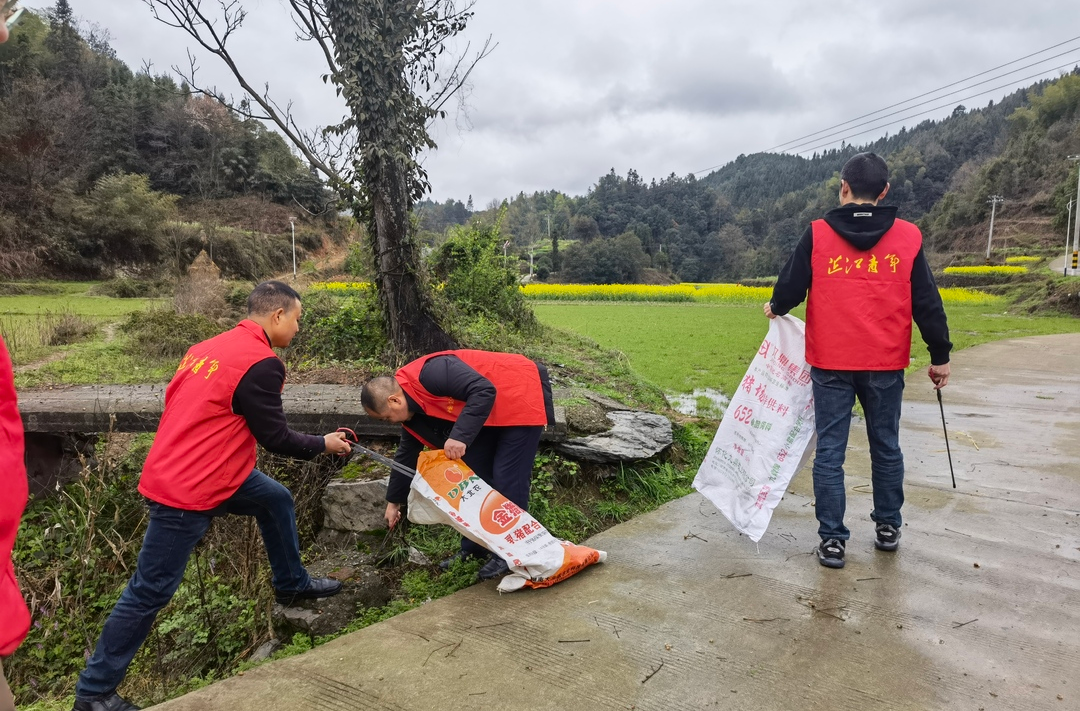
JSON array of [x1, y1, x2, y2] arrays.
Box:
[[79, 0, 1079, 205]]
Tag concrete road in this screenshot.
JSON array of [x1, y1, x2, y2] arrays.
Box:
[[157, 334, 1080, 711], [1049, 254, 1078, 275]]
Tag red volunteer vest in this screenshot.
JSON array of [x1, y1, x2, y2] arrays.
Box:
[[396, 350, 548, 447], [138, 320, 278, 511], [0, 336, 30, 656], [806, 218, 922, 370]]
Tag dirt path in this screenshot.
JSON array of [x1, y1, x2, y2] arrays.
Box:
[[14, 319, 122, 374], [13, 349, 68, 374]]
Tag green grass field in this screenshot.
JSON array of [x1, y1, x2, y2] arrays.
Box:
[[0, 282, 164, 373], [533, 301, 1080, 399]]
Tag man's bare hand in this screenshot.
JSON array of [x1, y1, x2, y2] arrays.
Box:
[[443, 438, 466, 460], [928, 363, 950, 390], [385, 502, 402, 530], [323, 431, 352, 455], [763, 302, 777, 319]]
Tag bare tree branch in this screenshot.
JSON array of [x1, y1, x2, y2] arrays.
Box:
[[287, 0, 339, 79], [291, 195, 337, 217], [425, 35, 495, 117], [144, 0, 343, 187]]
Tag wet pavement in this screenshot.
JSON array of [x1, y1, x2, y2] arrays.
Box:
[[156, 334, 1080, 711]]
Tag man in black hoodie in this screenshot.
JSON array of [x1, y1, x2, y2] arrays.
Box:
[[765, 152, 951, 569]]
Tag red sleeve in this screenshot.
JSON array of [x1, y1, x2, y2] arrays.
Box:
[[0, 335, 30, 655]]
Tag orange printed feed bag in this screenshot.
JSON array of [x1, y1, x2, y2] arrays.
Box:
[[406, 451, 607, 593]]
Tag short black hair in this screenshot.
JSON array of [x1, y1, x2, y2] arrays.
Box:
[[840, 152, 890, 202], [247, 281, 302, 316], [361, 376, 401, 414]]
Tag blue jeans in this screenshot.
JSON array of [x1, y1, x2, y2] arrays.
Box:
[[75, 469, 310, 699], [811, 368, 905, 541]]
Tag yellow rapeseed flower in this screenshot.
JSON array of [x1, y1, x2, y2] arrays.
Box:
[[310, 281, 372, 294], [942, 266, 1027, 275], [522, 282, 1000, 306], [937, 287, 1001, 304]]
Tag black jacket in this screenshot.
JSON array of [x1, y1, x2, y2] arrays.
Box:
[[230, 333, 325, 460], [385, 355, 555, 504], [769, 203, 952, 366]]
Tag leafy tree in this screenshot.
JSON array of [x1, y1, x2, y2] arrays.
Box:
[[80, 172, 179, 264], [0, 6, 338, 276], [563, 232, 649, 284], [431, 219, 533, 331]]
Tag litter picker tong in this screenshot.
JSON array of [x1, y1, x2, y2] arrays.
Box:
[[336, 427, 417, 479]]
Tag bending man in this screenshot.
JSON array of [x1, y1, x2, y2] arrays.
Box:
[[74, 281, 351, 711], [362, 350, 555, 580]]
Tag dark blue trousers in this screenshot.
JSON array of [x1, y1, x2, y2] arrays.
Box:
[[811, 368, 906, 542], [459, 425, 543, 558], [75, 469, 309, 699]]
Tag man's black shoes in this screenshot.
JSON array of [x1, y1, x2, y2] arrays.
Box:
[[874, 523, 901, 551], [274, 576, 343, 606], [477, 556, 510, 580], [72, 692, 141, 711], [816, 538, 846, 569]]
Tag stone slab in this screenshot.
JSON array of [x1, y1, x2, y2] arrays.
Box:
[[17, 384, 567, 441], [556, 410, 673, 462]]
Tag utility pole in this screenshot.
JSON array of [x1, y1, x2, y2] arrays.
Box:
[[289, 217, 297, 279], [1066, 199, 1075, 277], [1069, 156, 1080, 275], [984, 195, 1004, 262]]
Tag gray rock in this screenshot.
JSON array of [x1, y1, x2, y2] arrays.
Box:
[[408, 546, 431, 566], [555, 410, 673, 463], [322, 477, 390, 533], [272, 605, 323, 635], [271, 565, 391, 638], [249, 638, 282, 663]]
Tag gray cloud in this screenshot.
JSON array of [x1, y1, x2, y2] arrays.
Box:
[[78, 0, 1080, 203]]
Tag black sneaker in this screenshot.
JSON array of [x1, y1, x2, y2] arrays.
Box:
[[816, 539, 846, 568], [874, 523, 901, 551], [72, 691, 141, 711]]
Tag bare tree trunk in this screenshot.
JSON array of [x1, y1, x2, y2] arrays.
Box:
[[370, 157, 456, 355]]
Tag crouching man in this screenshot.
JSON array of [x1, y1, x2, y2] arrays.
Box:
[[362, 350, 555, 580], [73, 281, 352, 711]]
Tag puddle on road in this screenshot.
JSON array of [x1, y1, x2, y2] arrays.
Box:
[[669, 388, 729, 418]]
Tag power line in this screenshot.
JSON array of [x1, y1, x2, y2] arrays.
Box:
[[792, 59, 1080, 156], [764, 34, 1080, 152], [770, 47, 1080, 154], [689, 33, 1080, 176]]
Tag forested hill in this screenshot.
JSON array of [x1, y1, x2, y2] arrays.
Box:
[[700, 89, 1027, 217], [0, 3, 332, 279], [436, 70, 1080, 284]]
